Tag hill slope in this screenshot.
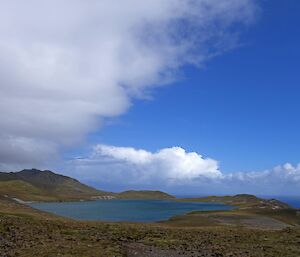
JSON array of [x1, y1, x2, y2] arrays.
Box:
[[0, 169, 115, 201]]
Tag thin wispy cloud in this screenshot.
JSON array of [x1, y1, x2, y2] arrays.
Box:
[[0, 0, 258, 169]]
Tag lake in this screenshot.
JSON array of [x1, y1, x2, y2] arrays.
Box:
[[30, 199, 233, 222]]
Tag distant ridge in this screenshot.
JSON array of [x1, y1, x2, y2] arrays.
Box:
[[179, 194, 292, 210], [0, 169, 175, 202]]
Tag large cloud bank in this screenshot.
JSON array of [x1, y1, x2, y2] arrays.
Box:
[[69, 144, 300, 195], [0, 0, 258, 169]]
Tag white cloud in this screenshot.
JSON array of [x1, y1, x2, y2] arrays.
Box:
[[0, 0, 258, 168], [67, 144, 300, 195], [96, 144, 221, 180], [68, 145, 221, 189]]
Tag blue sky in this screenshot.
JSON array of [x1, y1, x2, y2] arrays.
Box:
[[89, 0, 300, 174], [1, 0, 300, 195]]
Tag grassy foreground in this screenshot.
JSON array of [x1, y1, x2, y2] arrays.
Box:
[[1, 196, 300, 257]]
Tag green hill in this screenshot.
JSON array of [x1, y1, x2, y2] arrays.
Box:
[[0, 169, 115, 202], [118, 190, 175, 200]]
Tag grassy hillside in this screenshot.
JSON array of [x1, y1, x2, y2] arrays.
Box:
[[117, 190, 175, 200], [0, 195, 65, 220], [0, 180, 56, 202], [0, 169, 115, 202]]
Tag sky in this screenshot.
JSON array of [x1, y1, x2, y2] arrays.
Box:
[[0, 0, 300, 196]]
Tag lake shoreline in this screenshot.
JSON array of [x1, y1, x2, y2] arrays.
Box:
[[1, 194, 300, 256]]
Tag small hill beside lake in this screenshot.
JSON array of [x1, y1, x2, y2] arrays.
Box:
[[117, 190, 175, 200]]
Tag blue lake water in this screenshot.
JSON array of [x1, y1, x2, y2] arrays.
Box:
[[29, 199, 233, 222]]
